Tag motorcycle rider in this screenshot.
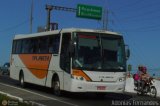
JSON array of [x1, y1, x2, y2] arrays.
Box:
[[137, 66, 150, 91]]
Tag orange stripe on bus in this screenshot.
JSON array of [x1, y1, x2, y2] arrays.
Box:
[[72, 69, 92, 81], [19, 54, 52, 79]]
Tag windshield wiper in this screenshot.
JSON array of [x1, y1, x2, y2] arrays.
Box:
[[75, 59, 83, 67]]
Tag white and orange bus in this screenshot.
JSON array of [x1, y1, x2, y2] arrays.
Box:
[[10, 28, 129, 96]]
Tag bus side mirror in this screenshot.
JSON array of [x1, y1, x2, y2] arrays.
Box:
[[125, 45, 130, 60]]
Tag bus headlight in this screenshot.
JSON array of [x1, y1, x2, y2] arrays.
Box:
[[72, 69, 92, 81], [119, 77, 125, 82], [71, 75, 85, 81]]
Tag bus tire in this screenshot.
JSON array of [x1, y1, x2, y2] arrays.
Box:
[[52, 76, 61, 96], [19, 71, 26, 88]]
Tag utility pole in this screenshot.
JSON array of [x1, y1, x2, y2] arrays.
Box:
[[30, 0, 33, 33], [45, 5, 77, 31], [46, 5, 53, 31], [102, 9, 108, 30]]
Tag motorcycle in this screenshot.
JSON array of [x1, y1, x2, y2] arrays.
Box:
[[133, 75, 157, 98]]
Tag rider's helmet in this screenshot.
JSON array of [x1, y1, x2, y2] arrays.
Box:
[[138, 65, 143, 71], [142, 66, 147, 74]]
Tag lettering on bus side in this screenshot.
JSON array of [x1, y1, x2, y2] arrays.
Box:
[[32, 56, 50, 61]]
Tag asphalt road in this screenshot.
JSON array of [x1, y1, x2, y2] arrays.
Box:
[[0, 75, 160, 106]]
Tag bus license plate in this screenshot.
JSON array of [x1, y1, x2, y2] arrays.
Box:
[[97, 86, 106, 90]]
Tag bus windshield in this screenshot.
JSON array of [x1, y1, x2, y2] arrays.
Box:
[[72, 32, 126, 72]]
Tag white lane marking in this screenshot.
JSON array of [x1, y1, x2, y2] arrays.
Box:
[[0, 91, 46, 106], [0, 91, 23, 102], [0, 82, 78, 106]]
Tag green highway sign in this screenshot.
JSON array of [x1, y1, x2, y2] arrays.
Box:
[[128, 64, 132, 71], [76, 4, 102, 20]]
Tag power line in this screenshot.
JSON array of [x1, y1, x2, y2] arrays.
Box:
[[114, 0, 145, 11], [110, 11, 160, 32], [0, 19, 29, 33], [110, 11, 152, 66], [116, 7, 160, 22], [30, 0, 34, 33], [114, 24, 160, 32], [103, 1, 160, 71], [114, 0, 160, 13], [112, 1, 160, 23], [105, 3, 143, 65], [118, 15, 160, 24]]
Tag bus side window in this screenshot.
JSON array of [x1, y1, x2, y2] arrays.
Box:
[[21, 40, 25, 53], [12, 40, 17, 54], [39, 37, 48, 53], [49, 35, 60, 54], [60, 33, 71, 73], [22, 39, 30, 53], [15, 40, 22, 54]]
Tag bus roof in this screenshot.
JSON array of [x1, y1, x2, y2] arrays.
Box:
[[14, 28, 122, 40]]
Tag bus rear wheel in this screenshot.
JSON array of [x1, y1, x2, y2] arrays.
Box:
[[52, 77, 61, 96], [19, 72, 25, 88]]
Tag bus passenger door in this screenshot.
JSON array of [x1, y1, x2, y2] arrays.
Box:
[[60, 33, 71, 91]]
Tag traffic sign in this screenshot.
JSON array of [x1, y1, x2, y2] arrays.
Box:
[[128, 64, 132, 71], [77, 4, 102, 20]]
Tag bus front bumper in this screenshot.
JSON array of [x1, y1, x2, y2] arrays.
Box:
[[69, 79, 125, 93]]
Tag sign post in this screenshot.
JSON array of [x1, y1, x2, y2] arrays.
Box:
[[76, 4, 102, 20], [128, 64, 132, 77]]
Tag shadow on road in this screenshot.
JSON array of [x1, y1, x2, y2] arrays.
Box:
[[63, 92, 132, 100], [0, 75, 133, 101], [1, 75, 159, 106], [25, 82, 133, 100]]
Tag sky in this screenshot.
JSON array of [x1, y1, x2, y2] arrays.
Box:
[[0, 0, 160, 75]]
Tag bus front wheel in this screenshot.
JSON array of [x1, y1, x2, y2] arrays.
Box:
[[52, 77, 61, 96]]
